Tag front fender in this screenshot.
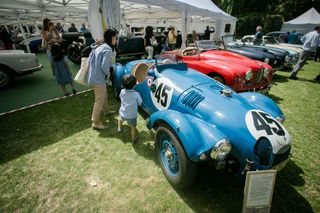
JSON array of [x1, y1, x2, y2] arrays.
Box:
[[239, 92, 284, 119], [147, 110, 227, 161]]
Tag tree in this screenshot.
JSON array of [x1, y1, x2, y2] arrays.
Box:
[[212, 0, 320, 36]]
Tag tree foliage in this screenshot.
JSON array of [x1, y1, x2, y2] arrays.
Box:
[[213, 0, 320, 36]]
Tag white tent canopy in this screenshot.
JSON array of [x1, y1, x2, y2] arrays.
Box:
[[281, 7, 320, 35], [88, 0, 237, 47], [0, 0, 88, 26], [0, 0, 237, 44], [120, 0, 237, 39]]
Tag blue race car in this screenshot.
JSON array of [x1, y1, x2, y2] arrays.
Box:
[[113, 59, 292, 188]]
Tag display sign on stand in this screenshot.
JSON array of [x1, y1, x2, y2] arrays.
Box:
[[242, 170, 277, 213]]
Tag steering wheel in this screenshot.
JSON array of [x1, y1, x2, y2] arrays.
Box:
[[182, 47, 197, 56]]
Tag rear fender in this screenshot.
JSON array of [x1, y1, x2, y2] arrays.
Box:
[[147, 110, 227, 161], [113, 63, 126, 97]]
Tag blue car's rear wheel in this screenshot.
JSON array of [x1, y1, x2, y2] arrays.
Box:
[[156, 124, 196, 188]]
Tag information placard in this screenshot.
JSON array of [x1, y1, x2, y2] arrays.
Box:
[[242, 170, 277, 213]]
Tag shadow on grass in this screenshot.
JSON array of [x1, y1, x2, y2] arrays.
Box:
[[291, 77, 320, 84], [272, 73, 289, 85], [0, 89, 120, 164], [170, 160, 313, 213], [266, 93, 284, 104], [0, 85, 314, 212]]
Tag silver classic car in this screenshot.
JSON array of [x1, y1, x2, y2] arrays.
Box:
[[0, 50, 43, 88]]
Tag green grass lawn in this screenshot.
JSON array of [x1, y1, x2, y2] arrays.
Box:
[[0, 61, 319, 212]]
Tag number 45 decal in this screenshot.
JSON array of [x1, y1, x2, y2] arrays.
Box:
[[154, 83, 172, 107], [251, 111, 285, 136], [151, 78, 174, 111]]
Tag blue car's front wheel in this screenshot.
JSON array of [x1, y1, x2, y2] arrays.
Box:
[[156, 124, 196, 188]]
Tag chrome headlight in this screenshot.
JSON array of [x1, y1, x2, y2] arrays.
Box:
[[285, 55, 290, 62], [276, 115, 286, 123], [263, 68, 270, 77], [264, 58, 270, 64], [245, 70, 254, 81], [210, 138, 232, 161]]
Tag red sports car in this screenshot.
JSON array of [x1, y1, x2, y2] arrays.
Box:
[[160, 40, 273, 92]]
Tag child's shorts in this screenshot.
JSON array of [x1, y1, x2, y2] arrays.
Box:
[[121, 116, 137, 126]]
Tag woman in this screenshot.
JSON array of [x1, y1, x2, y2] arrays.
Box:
[[192, 30, 199, 43], [144, 26, 156, 59], [167, 26, 177, 50], [41, 18, 61, 75], [87, 29, 117, 130]]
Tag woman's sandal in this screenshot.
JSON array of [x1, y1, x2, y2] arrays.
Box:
[[92, 123, 108, 130]]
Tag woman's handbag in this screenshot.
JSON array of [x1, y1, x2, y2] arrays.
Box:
[[74, 57, 89, 86], [151, 38, 158, 47]]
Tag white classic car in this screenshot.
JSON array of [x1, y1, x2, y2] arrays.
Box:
[[242, 35, 303, 53], [0, 50, 43, 88]]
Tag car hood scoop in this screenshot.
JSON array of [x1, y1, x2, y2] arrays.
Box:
[[178, 83, 256, 124], [181, 90, 205, 110]]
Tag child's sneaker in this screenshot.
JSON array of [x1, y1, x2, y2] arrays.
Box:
[[72, 89, 77, 95], [133, 134, 139, 144], [104, 110, 116, 116]]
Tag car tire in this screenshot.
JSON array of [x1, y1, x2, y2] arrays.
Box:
[[0, 69, 14, 88], [67, 44, 82, 65], [209, 73, 226, 84], [156, 123, 197, 188]]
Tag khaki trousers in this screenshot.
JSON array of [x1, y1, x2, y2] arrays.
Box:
[[91, 85, 108, 123]]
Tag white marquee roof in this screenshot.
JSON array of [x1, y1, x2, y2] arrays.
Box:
[[0, 0, 236, 24], [281, 7, 320, 34], [284, 7, 320, 24], [0, 0, 88, 24]]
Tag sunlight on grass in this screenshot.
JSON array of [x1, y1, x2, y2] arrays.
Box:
[[0, 60, 319, 212]]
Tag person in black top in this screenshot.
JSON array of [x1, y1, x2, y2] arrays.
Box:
[[68, 23, 78, 32], [0, 26, 13, 50], [144, 26, 156, 59], [204, 26, 215, 40]]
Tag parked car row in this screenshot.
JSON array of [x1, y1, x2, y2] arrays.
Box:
[[160, 40, 273, 92], [1, 31, 302, 90], [241, 35, 302, 67]]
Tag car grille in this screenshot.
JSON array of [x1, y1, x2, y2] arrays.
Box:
[[254, 138, 273, 166], [244, 69, 264, 87], [272, 146, 291, 166], [181, 90, 205, 110], [255, 69, 264, 83]]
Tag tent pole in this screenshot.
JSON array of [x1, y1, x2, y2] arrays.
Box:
[[180, 3, 187, 49], [18, 15, 31, 53]]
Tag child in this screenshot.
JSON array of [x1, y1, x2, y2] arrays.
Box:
[[51, 44, 77, 96], [118, 75, 142, 143]]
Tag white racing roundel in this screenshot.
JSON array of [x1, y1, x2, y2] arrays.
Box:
[[150, 78, 174, 111], [245, 110, 291, 153]]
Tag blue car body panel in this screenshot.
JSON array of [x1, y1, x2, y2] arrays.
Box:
[[114, 59, 292, 173]]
